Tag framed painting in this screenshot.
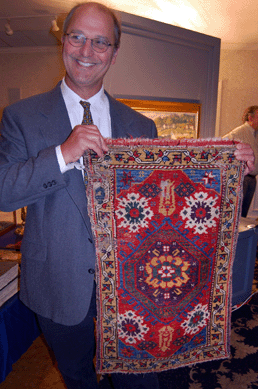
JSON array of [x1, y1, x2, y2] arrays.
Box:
[[117, 99, 201, 139]]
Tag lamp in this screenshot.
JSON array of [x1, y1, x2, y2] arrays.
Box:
[[5, 20, 13, 36], [51, 18, 59, 32]]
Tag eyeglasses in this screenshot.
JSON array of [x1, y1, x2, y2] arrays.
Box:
[[64, 32, 115, 53]]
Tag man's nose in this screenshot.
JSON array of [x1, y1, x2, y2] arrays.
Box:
[[79, 38, 94, 57]]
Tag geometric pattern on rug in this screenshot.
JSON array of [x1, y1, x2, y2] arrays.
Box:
[[158, 292, 258, 389], [84, 138, 245, 374]]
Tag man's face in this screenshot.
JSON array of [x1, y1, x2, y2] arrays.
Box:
[[62, 5, 119, 99], [249, 110, 258, 131]]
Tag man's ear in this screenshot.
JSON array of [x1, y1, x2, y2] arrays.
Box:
[[248, 113, 253, 123], [111, 47, 119, 65]]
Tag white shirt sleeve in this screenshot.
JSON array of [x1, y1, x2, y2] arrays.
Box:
[[55, 145, 84, 173]]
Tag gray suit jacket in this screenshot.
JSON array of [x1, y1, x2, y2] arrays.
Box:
[[0, 82, 157, 325]]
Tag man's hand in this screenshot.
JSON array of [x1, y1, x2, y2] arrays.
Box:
[[61, 124, 108, 164], [234, 142, 255, 175]]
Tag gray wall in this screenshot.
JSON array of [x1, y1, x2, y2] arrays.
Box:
[[105, 11, 221, 138], [0, 10, 220, 138]]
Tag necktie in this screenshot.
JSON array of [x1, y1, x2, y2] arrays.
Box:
[[80, 101, 93, 186], [80, 100, 93, 125]]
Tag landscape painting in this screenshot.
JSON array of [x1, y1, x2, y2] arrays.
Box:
[[117, 99, 201, 139]]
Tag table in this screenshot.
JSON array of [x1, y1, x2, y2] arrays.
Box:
[[0, 293, 41, 383]]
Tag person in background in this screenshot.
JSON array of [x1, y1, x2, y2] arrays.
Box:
[[0, 2, 254, 388], [223, 105, 258, 217]]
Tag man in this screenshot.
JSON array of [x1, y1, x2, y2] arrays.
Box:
[[0, 3, 254, 389], [223, 105, 258, 217], [0, 3, 158, 389]]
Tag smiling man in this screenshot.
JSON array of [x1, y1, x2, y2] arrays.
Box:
[[0, 2, 255, 389], [62, 4, 119, 98], [0, 2, 159, 389]]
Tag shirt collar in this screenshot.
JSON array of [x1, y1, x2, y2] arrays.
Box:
[[245, 121, 255, 135], [61, 78, 105, 109]]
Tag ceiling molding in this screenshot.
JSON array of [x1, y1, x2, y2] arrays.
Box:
[[221, 42, 258, 50]]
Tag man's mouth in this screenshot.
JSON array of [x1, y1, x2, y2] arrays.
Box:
[[77, 60, 95, 68]]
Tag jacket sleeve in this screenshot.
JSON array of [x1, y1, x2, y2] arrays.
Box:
[[0, 106, 67, 212]]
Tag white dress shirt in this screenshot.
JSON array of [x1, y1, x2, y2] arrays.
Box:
[[56, 78, 111, 173]]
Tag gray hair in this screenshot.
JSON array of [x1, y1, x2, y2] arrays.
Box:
[[242, 105, 258, 123]]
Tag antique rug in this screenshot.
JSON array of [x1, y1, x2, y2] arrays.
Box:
[[158, 292, 258, 389], [84, 138, 245, 374]]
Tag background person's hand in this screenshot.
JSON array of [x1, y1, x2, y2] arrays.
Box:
[[234, 142, 255, 175]]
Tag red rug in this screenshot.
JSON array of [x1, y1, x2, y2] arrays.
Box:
[[84, 138, 245, 374]]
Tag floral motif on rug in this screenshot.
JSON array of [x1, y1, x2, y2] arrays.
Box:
[[84, 138, 245, 374]]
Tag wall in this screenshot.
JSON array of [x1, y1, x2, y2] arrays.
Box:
[[217, 48, 258, 218], [0, 10, 220, 138], [217, 49, 258, 136], [0, 48, 65, 119], [105, 11, 220, 138]]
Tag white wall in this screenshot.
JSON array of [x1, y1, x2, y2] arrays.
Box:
[[217, 48, 258, 218], [217, 49, 258, 136], [0, 47, 64, 118]]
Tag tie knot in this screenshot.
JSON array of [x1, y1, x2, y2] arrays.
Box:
[[80, 100, 90, 110], [80, 100, 93, 125]]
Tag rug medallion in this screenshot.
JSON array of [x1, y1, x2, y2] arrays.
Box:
[[84, 138, 245, 374]]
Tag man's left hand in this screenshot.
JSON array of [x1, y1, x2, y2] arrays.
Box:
[[234, 142, 255, 175]]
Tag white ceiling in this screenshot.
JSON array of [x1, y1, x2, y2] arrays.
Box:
[[0, 0, 258, 50]]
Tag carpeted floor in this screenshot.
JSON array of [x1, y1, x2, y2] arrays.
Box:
[[0, 334, 66, 389]]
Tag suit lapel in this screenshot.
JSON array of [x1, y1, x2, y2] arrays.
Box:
[[38, 83, 93, 237], [38, 82, 72, 147], [106, 92, 132, 139]]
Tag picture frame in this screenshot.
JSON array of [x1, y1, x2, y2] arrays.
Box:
[[117, 99, 201, 139]]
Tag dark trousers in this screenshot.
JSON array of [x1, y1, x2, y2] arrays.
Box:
[[37, 287, 159, 389], [242, 174, 257, 217]]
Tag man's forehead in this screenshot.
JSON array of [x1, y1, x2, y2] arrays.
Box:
[[67, 5, 115, 41], [70, 4, 113, 26]]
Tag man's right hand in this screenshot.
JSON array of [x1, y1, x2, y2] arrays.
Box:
[[61, 124, 108, 164]]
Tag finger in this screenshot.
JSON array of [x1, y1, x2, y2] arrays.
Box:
[[79, 126, 108, 154], [245, 160, 255, 175], [234, 151, 255, 161], [100, 136, 108, 153], [85, 134, 108, 158], [235, 142, 254, 153], [234, 144, 255, 161], [235, 142, 250, 149], [232, 143, 255, 175], [88, 136, 108, 156], [86, 140, 105, 158]]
